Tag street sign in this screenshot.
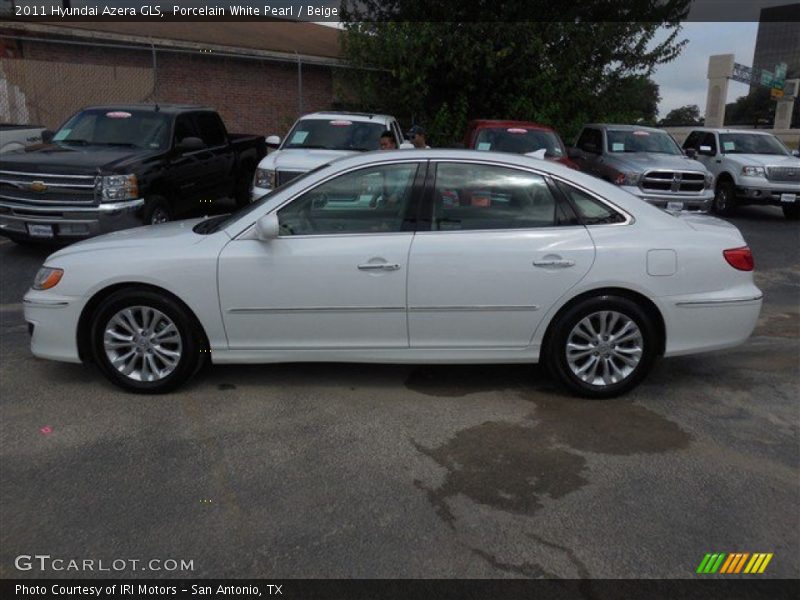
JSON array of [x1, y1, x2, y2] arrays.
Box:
[[761, 70, 774, 86]]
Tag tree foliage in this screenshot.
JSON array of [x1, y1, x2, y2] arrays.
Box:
[[658, 104, 702, 126], [339, 0, 689, 145], [724, 88, 798, 128]]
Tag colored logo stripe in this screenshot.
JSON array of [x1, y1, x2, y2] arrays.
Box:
[[698, 552, 774, 574]]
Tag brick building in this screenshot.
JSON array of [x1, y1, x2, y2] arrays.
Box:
[[0, 20, 349, 136]]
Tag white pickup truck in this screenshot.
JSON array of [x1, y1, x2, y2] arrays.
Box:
[[682, 128, 800, 220], [0, 123, 46, 153], [251, 111, 406, 201]]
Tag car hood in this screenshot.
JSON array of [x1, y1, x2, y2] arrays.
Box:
[[724, 153, 800, 167], [47, 218, 210, 261], [0, 143, 163, 175], [261, 148, 359, 172], [609, 153, 709, 173]]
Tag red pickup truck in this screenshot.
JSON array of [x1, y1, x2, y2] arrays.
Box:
[[463, 120, 579, 169]]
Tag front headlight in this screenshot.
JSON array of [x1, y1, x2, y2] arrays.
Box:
[[741, 166, 765, 177], [95, 174, 138, 202], [254, 168, 276, 189], [33, 267, 64, 290], [614, 172, 641, 186]]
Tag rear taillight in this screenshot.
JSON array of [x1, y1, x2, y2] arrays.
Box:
[[723, 246, 754, 271]]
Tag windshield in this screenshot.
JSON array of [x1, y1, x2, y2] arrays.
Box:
[[473, 127, 565, 157], [52, 109, 171, 150], [198, 163, 332, 234], [282, 118, 386, 151], [718, 133, 790, 156], [606, 130, 681, 155]]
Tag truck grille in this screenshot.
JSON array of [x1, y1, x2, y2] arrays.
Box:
[[640, 171, 706, 193], [766, 166, 800, 182], [0, 170, 96, 206], [276, 170, 305, 186]]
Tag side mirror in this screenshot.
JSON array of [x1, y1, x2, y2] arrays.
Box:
[[265, 135, 281, 148], [254, 213, 280, 241], [792, 149, 800, 158], [567, 146, 585, 160], [684, 148, 698, 159], [582, 142, 599, 154], [698, 145, 714, 156], [399, 141, 415, 149], [41, 129, 55, 144], [176, 136, 205, 153]]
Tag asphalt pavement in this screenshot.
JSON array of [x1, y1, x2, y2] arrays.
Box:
[[0, 205, 797, 579]]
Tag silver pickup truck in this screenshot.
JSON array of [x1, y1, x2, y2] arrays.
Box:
[[682, 128, 800, 220], [569, 124, 714, 211]]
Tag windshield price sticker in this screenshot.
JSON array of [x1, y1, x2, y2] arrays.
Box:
[[723, 141, 736, 151], [53, 129, 70, 141], [290, 131, 309, 144], [477, 142, 492, 150], [612, 143, 625, 151], [106, 111, 132, 119]]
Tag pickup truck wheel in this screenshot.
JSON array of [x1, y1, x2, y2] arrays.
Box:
[[712, 181, 736, 216], [545, 295, 658, 399], [90, 289, 204, 393], [144, 196, 172, 225], [782, 203, 800, 220]]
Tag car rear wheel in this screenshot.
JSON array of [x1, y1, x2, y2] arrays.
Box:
[[545, 295, 659, 399], [782, 203, 800, 220], [712, 181, 736, 216], [143, 196, 172, 225], [91, 289, 205, 393]]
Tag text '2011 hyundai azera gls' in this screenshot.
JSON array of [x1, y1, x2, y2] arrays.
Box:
[[24, 150, 762, 398]]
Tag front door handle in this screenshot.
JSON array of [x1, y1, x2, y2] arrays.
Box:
[[358, 263, 401, 271], [533, 259, 575, 268]]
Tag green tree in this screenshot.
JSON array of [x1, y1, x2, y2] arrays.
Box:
[[339, 1, 690, 145], [724, 88, 798, 128], [658, 104, 702, 126]]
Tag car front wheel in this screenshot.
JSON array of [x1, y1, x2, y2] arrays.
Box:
[[91, 289, 205, 393], [712, 181, 736, 216], [546, 296, 659, 399]]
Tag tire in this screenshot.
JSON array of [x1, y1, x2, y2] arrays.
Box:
[[143, 195, 172, 225], [545, 295, 659, 399], [782, 203, 800, 220], [712, 180, 737, 216], [234, 165, 255, 207], [90, 289, 206, 393]]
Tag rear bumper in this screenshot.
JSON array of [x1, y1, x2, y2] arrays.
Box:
[[620, 186, 713, 211], [0, 198, 145, 242], [662, 289, 763, 357]]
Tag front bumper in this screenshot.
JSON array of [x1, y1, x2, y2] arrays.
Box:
[[23, 291, 84, 363], [0, 198, 145, 242], [734, 181, 799, 206], [621, 186, 714, 211]]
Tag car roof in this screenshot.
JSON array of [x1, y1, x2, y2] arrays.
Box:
[[585, 124, 667, 133], [685, 128, 775, 136], [299, 111, 395, 123], [467, 120, 556, 132], [82, 104, 214, 114]]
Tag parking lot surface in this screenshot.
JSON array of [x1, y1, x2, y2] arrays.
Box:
[[1, 205, 798, 579]]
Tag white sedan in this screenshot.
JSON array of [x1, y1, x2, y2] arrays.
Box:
[[24, 150, 762, 398]]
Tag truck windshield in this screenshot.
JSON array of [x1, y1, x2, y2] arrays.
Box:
[[606, 130, 681, 155], [718, 133, 790, 156], [473, 128, 565, 157], [52, 109, 171, 150], [283, 119, 386, 151]]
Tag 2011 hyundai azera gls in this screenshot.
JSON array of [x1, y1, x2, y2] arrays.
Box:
[[23, 150, 762, 398]]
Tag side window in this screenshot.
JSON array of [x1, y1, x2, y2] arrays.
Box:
[[392, 121, 404, 145], [576, 128, 602, 154], [432, 163, 560, 231], [193, 112, 227, 147], [683, 131, 702, 150], [173, 115, 198, 146], [277, 163, 419, 236], [701, 132, 717, 154], [557, 182, 626, 225]]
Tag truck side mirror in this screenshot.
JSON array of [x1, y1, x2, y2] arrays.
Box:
[[792, 149, 800, 158], [265, 135, 281, 149], [255, 213, 280, 241], [176, 136, 205, 153], [567, 146, 585, 160], [581, 142, 599, 154], [41, 130, 55, 144], [684, 148, 697, 159]]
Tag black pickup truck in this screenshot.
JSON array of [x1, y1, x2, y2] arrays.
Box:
[[0, 104, 265, 244]]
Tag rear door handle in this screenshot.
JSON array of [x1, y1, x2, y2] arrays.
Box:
[[533, 259, 575, 268], [358, 263, 401, 271]]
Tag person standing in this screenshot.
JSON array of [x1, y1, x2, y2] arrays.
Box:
[[407, 125, 430, 148]]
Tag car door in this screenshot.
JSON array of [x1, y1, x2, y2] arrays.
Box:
[[217, 160, 425, 350], [168, 114, 213, 207], [407, 161, 595, 348], [575, 127, 604, 176], [191, 111, 233, 199]]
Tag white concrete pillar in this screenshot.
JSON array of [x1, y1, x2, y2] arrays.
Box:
[[705, 54, 734, 128], [774, 79, 798, 130]]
